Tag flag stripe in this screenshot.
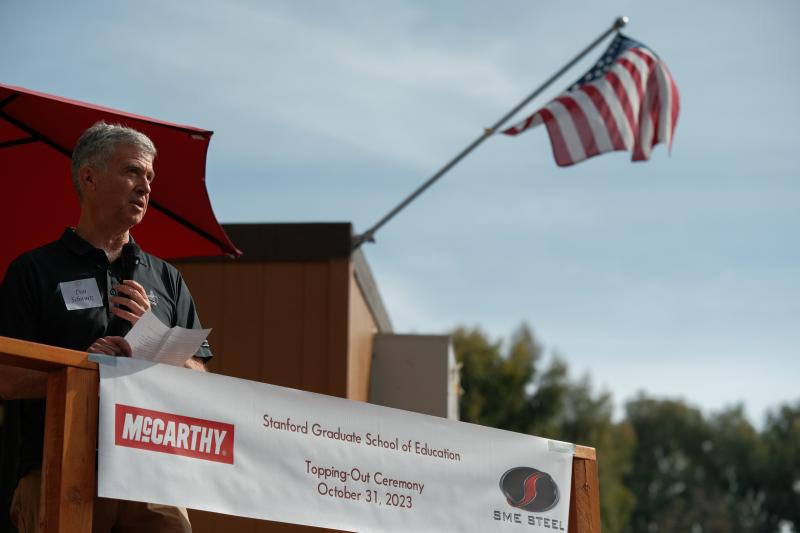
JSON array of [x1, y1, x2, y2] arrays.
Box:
[[504, 112, 542, 135], [605, 70, 638, 144], [572, 89, 615, 154], [655, 65, 671, 146], [616, 58, 645, 117], [634, 68, 660, 161], [594, 75, 634, 150], [580, 84, 626, 151], [539, 107, 573, 166], [628, 48, 660, 160], [554, 96, 600, 159], [548, 100, 587, 164], [664, 63, 680, 150]]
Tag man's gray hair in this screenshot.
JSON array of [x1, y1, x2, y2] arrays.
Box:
[[71, 121, 157, 197]]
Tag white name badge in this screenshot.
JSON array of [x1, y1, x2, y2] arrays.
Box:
[[60, 277, 104, 311]]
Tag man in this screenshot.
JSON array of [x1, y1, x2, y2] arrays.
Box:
[[0, 122, 210, 532]]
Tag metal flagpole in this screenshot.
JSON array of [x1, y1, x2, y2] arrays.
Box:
[[352, 16, 629, 250]]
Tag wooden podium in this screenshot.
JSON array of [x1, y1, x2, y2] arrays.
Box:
[[1, 336, 98, 532], [0, 336, 601, 533]]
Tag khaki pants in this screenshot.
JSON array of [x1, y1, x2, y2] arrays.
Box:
[[10, 470, 191, 532]]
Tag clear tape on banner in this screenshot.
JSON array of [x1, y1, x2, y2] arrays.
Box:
[[548, 440, 576, 454], [88, 353, 118, 366]]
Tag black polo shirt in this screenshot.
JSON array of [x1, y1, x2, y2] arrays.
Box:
[[0, 228, 212, 476]]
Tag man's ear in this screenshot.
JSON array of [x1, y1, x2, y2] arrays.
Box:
[[78, 165, 96, 194]]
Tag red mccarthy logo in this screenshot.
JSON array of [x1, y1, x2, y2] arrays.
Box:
[[115, 404, 234, 465], [499, 467, 560, 512]]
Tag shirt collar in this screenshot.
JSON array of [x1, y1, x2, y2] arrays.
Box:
[[59, 228, 147, 266], [59, 228, 95, 256]]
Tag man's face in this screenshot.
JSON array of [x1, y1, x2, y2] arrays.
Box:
[[86, 144, 155, 230]]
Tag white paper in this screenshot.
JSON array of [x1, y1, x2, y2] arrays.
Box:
[[124, 309, 210, 366], [59, 277, 104, 310]]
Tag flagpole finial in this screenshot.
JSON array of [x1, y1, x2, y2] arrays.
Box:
[[614, 16, 629, 30]]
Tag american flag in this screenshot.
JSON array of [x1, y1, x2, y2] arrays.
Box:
[[502, 33, 680, 167]]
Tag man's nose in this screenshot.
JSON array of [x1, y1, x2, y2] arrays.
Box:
[[137, 177, 152, 195]]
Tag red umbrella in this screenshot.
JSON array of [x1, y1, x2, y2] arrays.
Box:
[[0, 83, 241, 278]]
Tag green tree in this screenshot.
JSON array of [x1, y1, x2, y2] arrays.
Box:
[[453, 325, 634, 533], [623, 397, 766, 533], [452, 325, 798, 533], [705, 406, 764, 530], [453, 324, 567, 434], [758, 401, 800, 532]]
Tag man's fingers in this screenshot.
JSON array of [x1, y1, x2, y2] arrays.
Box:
[[88, 336, 131, 356], [94, 338, 116, 350], [115, 281, 147, 301], [88, 341, 114, 355], [120, 280, 146, 291], [113, 282, 150, 311], [103, 336, 132, 357], [110, 296, 146, 316], [111, 306, 141, 325], [184, 357, 208, 372]]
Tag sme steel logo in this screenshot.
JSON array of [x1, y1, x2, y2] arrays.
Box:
[[499, 467, 560, 513], [115, 404, 234, 464]]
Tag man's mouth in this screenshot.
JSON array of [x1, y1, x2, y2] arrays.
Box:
[[130, 199, 146, 210]]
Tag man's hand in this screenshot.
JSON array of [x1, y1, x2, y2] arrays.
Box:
[[110, 280, 150, 325], [184, 357, 207, 372], [87, 336, 132, 356]]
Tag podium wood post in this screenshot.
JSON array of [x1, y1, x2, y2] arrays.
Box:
[[569, 446, 601, 533], [41, 366, 98, 531], [0, 337, 98, 533]]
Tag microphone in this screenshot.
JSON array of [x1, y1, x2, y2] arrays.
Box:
[[106, 243, 139, 337]]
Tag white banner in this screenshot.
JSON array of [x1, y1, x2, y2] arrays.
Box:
[[98, 357, 574, 532]]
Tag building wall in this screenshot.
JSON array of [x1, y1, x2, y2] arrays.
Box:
[[176, 260, 355, 397], [347, 268, 377, 401], [369, 334, 459, 419], [174, 252, 381, 533]]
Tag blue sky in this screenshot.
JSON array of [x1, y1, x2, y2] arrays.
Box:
[[3, 0, 798, 425]]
